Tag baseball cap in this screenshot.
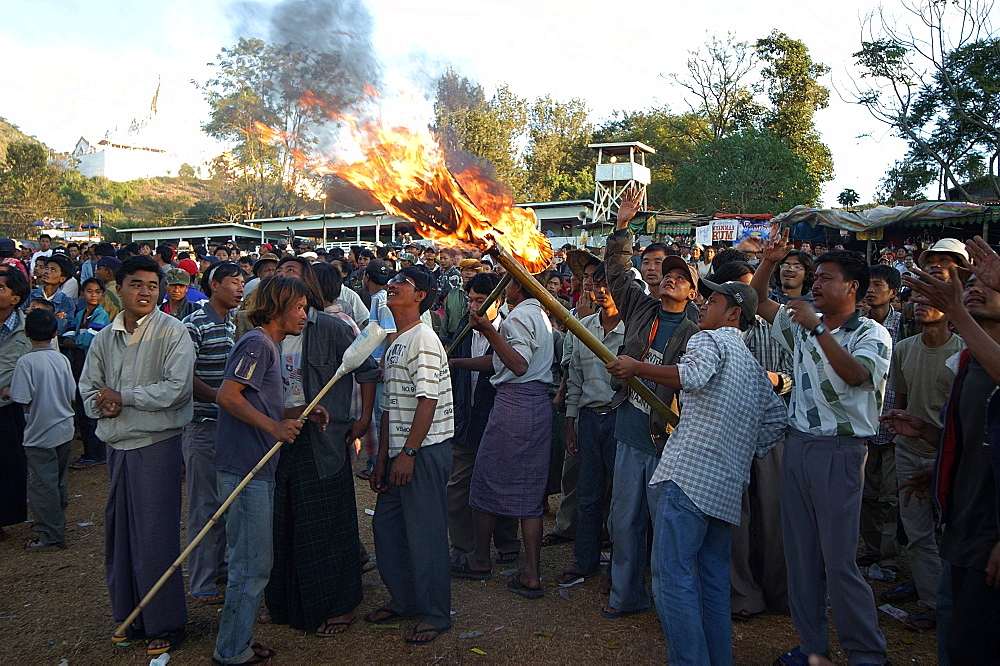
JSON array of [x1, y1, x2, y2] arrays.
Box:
[[661, 255, 699, 288], [300, 251, 319, 261], [165, 267, 191, 286], [699, 279, 758, 331], [96, 256, 122, 271], [365, 259, 395, 285], [0, 238, 15, 252], [919, 238, 969, 268], [400, 252, 418, 263], [204, 255, 221, 265], [177, 258, 199, 276]]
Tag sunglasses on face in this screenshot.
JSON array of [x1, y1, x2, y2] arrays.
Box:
[[390, 274, 420, 290]]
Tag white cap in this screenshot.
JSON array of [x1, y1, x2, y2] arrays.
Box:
[[300, 251, 319, 261], [919, 239, 968, 267]]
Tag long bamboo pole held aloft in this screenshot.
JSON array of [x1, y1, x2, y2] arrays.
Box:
[[490, 243, 679, 427], [446, 273, 512, 356]]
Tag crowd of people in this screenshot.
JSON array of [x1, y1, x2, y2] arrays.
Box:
[[0, 198, 998, 664]]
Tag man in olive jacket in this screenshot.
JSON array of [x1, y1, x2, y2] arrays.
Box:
[[601, 188, 699, 619]]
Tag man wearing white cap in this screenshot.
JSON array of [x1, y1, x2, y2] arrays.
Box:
[[899, 239, 969, 340]]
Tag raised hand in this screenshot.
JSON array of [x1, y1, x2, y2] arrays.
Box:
[[966, 236, 1000, 293], [901, 265, 964, 316], [762, 228, 793, 264], [616, 184, 642, 231]]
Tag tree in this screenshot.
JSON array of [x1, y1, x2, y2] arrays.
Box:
[[522, 95, 594, 202], [666, 130, 816, 215], [836, 188, 860, 210], [432, 70, 529, 196], [851, 0, 1000, 200], [197, 38, 346, 220], [0, 140, 66, 238], [178, 163, 196, 178], [756, 31, 834, 189], [667, 34, 764, 141], [875, 158, 936, 204]]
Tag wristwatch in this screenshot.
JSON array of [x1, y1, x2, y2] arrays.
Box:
[[402, 446, 418, 457], [810, 323, 828, 337]]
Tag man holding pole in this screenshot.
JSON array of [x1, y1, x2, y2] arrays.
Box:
[[601, 187, 700, 618], [212, 276, 322, 665], [78, 255, 195, 656], [368, 266, 455, 645]]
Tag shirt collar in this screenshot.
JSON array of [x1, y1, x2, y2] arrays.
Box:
[[201, 303, 228, 325], [111, 310, 153, 333], [838, 309, 864, 331], [2, 309, 20, 332]]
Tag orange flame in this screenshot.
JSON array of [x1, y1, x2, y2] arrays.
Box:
[[327, 118, 551, 272], [251, 98, 552, 273]]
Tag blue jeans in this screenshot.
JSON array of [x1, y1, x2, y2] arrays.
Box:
[[608, 442, 661, 612], [653, 481, 732, 666], [213, 472, 274, 664], [572, 408, 616, 574]]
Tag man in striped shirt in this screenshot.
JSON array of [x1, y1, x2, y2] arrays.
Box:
[[751, 234, 892, 666], [181, 261, 245, 605]]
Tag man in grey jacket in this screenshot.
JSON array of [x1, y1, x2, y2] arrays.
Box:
[[79, 255, 195, 656]]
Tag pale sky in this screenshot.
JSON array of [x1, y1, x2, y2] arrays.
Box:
[[1, 0, 920, 207]]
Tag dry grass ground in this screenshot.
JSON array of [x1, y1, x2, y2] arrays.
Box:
[[0, 440, 938, 664]]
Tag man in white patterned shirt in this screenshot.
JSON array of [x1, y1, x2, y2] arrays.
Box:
[[606, 279, 785, 665], [751, 235, 892, 666]]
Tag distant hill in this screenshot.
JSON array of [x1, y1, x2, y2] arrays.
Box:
[[0, 116, 48, 163]]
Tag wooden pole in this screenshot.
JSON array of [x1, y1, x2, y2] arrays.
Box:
[[490, 243, 679, 427], [446, 273, 512, 356], [111, 325, 386, 641]]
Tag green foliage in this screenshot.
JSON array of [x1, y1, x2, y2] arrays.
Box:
[[178, 163, 196, 178], [0, 140, 66, 238], [836, 188, 860, 209], [666, 130, 817, 215], [875, 158, 936, 203], [755, 31, 834, 188], [522, 95, 593, 201]]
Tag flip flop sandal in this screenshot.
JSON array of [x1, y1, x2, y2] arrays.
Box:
[[880, 584, 918, 604], [732, 609, 761, 622], [450, 554, 492, 580], [903, 613, 936, 632], [507, 574, 544, 599], [146, 628, 187, 656], [494, 551, 518, 564], [211, 643, 275, 665], [195, 591, 226, 605], [364, 606, 404, 624], [111, 626, 141, 647], [314, 616, 356, 637], [773, 647, 812, 666], [541, 533, 572, 547], [403, 625, 448, 645], [600, 605, 647, 619]]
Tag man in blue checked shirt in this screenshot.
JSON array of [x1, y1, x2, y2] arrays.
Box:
[[606, 279, 786, 666]]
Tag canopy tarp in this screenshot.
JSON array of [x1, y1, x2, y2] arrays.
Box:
[[773, 201, 989, 233]]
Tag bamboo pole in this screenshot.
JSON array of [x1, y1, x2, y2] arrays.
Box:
[[446, 273, 512, 356], [490, 243, 679, 427], [111, 324, 386, 641]]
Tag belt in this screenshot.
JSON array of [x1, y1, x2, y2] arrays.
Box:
[[583, 405, 615, 415]]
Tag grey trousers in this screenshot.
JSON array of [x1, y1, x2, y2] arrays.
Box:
[[782, 429, 887, 665], [25, 441, 71, 545], [373, 443, 453, 630], [552, 449, 579, 538], [730, 438, 787, 615], [608, 442, 661, 613], [895, 447, 941, 608], [447, 442, 519, 559], [860, 440, 900, 567], [183, 420, 227, 597]]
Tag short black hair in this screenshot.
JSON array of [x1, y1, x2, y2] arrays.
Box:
[[122, 242, 141, 256], [39, 234, 51, 241], [711, 249, 751, 272], [201, 261, 246, 297], [44, 254, 75, 280], [710, 261, 754, 284], [641, 242, 670, 260], [139, 242, 152, 250], [94, 242, 117, 258], [155, 244, 174, 263], [869, 264, 902, 292], [398, 266, 437, 313], [815, 250, 870, 302], [593, 262, 608, 283], [67, 242, 79, 250], [80, 277, 105, 293], [466, 271, 502, 296], [312, 262, 344, 303], [116, 255, 162, 286], [25, 308, 57, 341], [28, 297, 55, 311], [0, 268, 30, 307], [359, 249, 375, 260]]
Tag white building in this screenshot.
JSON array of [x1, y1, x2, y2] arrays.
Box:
[[71, 136, 181, 181]]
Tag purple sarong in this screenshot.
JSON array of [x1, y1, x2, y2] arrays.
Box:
[[469, 381, 552, 519], [106, 435, 187, 637]]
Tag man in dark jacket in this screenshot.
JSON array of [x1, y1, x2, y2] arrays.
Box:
[[600, 186, 699, 618]]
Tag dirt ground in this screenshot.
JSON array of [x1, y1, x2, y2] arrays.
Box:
[[0, 439, 938, 664]]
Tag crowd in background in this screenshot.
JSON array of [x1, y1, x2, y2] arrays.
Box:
[[0, 212, 998, 664]]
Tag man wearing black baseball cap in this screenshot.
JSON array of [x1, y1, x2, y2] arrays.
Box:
[[605, 277, 786, 664]]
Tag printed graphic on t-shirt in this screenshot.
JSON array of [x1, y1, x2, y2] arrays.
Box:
[[628, 347, 662, 414]]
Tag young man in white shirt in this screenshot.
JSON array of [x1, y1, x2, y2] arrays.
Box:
[[368, 266, 454, 645]]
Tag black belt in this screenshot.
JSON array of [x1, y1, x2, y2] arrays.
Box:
[[583, 405, 615, 415]]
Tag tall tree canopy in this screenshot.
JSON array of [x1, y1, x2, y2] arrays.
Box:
[[0, 140, 65, 238]]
